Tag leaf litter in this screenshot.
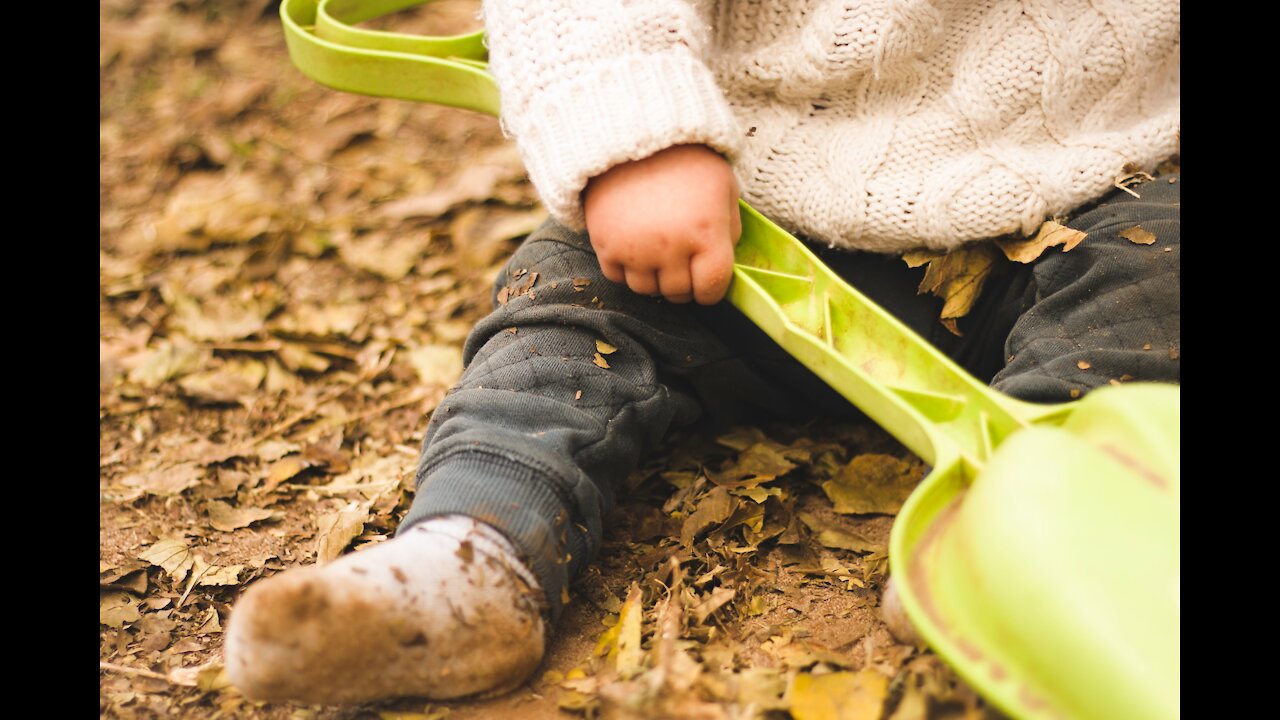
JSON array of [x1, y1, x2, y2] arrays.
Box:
[[97, 2, 1080, 717]]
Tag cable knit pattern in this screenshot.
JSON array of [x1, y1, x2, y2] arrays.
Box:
[[481, 0, 1179, 252]]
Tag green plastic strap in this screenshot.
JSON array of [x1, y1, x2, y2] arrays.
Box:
[[281, 0, 498, 113]]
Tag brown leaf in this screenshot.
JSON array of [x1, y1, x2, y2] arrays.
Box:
[[378, 147, 525, 220], [138, 538, 196, 584], [100, 591, 141, 628], [798, 512, 882, 554], [337, 232, 433, 281], [820, 454, 924, 515], [262, 455, 313, 493], [191, 555, 245, 587], [121, 461, 205, 498], [315, 501, 371, 563], [273, 302, 365, 339], [124, 341, 209, 388], [276, 343, 332, 374], [1119, 225, 1157, 245], [691, 587, 736, 625], [707, 443, 797, 489], [680, 486, 737, 546], [178, 359, 266, 404], [908, 243, 1003, 335], [171, 295, 265, 342], [206, 501, 282, 532], [996, 221, 1087, 263], [194, 607, 222, 635], [450, 205, 548, 268], [129, 172, 278, 253]]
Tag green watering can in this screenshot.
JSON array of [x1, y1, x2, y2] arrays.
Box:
[[278, 2, 1180, 717]]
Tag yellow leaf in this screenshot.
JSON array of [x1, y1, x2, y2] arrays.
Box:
[[908, 243, 1003, 335], [820, 454, 924, 515], [615, 584, 644, 679], [789, 670, 889, 720], [138, 538, 196, 583], [592, 352, 610, 369], [408, 344, 464, 387], [595, 340, 617, 355], [1119, 225, 1157, 245], [995, 221, 1087, 263], [262, 455, 312, 492]]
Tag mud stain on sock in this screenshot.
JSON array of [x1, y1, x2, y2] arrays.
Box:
[[456, 540, 475, 563]]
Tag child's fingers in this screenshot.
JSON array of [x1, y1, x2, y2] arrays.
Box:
[[624, 268, 660, 296], [690, 239, 735, 305], [657, 265, 693, 304], [599, 259, 626, 284]]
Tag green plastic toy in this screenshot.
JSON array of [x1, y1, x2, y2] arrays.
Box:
[[279, 2, 1180, 717]]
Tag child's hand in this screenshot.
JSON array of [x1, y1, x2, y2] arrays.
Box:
[[583, 144, 741, 305]]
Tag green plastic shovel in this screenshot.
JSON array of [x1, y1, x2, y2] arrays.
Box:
[[278, 2, 1180, 718]]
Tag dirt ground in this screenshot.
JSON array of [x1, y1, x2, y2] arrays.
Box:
[[100, 2, 1007, 718]]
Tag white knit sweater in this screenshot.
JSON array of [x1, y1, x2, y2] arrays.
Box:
[[481, 0, 1179, 253]]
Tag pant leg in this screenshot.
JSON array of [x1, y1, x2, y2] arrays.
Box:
[[989, 175, 1181, 401], [399, 221, 840, 622]]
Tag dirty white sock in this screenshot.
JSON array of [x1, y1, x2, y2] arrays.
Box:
[[224, 515, 547, 705]]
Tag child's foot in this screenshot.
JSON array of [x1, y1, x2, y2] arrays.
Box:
[[224, 516, 547, 705]]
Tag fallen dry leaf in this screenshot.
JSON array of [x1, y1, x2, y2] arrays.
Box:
[[1077, 360, 1092, 370], [450, 205, 547, 268], [378, 147, 525, 220], [125, 341, 209, 388], [262, 455, 314, 492], [338, 232, 433, 281], [906, 243, 1003, 336], [996, 220, 1087, 263], [681, 486, 737, 547], [798, 512, 882, 554], [315, 501, 371, 563], [593, 352, 610, 369], [121, 461, 205, 498], [272, 302, 365, 339], [408, 343, 464, 387], [190, 555, 245, 587], [171, 295, 266, 342], [100, 591, 141, 628], [138, 538, 196, 584], [789, 670, 889, 720], [206, 500, 283, 532], [1119, 225, 1157, 245], [277, 343, 332, 374], [178, 358, 266, 404], [821, 454, 923, 515], [596, 340, 618, 355], [195, 607, 222, 635]]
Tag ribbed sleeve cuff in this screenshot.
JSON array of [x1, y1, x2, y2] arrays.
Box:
[[510, 52, 744, 229], [400, 450, 586, 624]]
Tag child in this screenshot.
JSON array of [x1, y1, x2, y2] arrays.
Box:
[[226, 0, 1179, 704]]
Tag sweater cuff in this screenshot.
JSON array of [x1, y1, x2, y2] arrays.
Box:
[[510, 53, 744, 229]]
